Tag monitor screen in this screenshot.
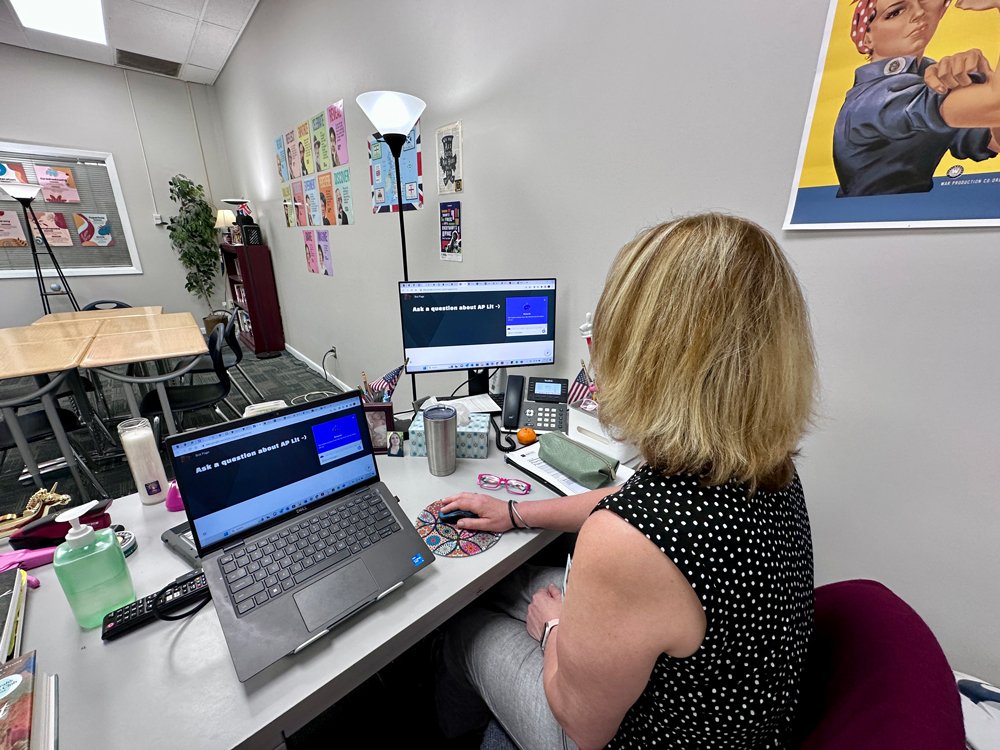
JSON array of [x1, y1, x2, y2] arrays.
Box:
[[399, 279, 557, 375]]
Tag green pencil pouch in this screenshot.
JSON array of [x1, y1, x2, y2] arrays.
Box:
[[537, 432, 619, 490]]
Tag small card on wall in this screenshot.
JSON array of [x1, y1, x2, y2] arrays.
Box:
[[440, 201, 461, 262], [31, 211, 73, 246], [303, 229, 319, 274], [436, 121, 463, 194]]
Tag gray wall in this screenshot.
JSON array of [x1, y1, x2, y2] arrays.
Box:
[[213, 1, 1000, 679], [0, 44, 233, 326]]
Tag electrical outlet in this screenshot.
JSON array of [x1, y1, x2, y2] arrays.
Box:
[[328, 346, 337, 359]]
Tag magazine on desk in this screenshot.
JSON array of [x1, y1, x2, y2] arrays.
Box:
[[0, 650, 58, 750], [505, 442, 635, 497]]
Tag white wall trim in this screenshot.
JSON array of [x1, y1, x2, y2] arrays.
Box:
[[284, 344, 352, 393]]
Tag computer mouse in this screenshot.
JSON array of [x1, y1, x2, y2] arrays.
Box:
[[438, 509, 479, 523]]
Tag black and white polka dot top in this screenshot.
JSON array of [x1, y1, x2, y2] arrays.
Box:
[[594, 466, 814, 749]]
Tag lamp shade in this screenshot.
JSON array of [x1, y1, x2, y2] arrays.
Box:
[[214, 209, 236, 228], [0, 183, 41, 201], [356, 91, 426, 136]]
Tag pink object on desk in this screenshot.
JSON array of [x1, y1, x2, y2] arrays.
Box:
[[0, 548, 55, 587], [165, 479, 184, 512]]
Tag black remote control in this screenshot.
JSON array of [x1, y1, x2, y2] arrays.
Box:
[[101, 570, 209, 641]]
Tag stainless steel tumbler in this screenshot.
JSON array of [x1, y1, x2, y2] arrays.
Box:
[[424, 405, 457, 476]]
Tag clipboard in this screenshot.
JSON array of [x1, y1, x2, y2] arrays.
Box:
[[505, 442, 634, 497]]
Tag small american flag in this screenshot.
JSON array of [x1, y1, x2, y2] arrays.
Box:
[[567, 367, 591, 404], [369, 363, 405, 397]]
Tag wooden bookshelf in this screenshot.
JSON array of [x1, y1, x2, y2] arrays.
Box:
[[220, 243, 284, 358]]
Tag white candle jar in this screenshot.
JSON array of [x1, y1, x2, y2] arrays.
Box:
[[117, 418, 169, 505]]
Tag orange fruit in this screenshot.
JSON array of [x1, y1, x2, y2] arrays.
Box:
[[516, 427, 537, 445]]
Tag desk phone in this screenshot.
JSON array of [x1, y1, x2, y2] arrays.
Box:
[[501, 375, 569, 433]]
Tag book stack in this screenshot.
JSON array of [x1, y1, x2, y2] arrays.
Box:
[[0, 650, 58, 750], [0, 569, 27, 664]]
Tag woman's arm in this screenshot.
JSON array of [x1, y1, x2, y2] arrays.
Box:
[[440, 484, 621, 533], [934, 3, 1000, 128], [538, 510, 706, 749]]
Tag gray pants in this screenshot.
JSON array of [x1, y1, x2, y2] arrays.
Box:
[[438, 565, 578, 750]]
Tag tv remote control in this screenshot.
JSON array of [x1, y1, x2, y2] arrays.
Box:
[[101, 570, 209, 641]]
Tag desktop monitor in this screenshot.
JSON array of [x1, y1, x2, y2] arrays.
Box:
[[399, 278, 557, 395]]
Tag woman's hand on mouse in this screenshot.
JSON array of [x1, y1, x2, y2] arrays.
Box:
[[439, 492, 512, 532]]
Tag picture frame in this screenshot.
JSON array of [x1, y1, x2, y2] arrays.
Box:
[[364, 403, 394, 454], [386, 431, 404, 457]]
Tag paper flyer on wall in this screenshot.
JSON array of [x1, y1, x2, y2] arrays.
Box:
[[30, 212, 73, 246], [296, 121, 314, 177], [303, 176, 321, 226], [0, 210, 27, 246], [275, 136, 289, 183], [303, 229, 319, 274], [326, 100, 349, 167], [35, 165, 80, 203], [369, 123, 422, 214], [436, 121, 463, 194], [316, 228, 333, 276], [317, 172, 335, 226], [440, 201, 462, 262], [785, 0, 1000, 229], [311, 112, 332, 173], [0, 162, 29, 201], [285, 130, 300, 179], [291, 180, 307, 227], [333, 166, 354, 225], [281, 184, 295, 228], [73, 212, 114, 246]]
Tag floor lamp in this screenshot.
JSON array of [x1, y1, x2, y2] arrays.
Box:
[[356, 90, 426, 406], [1, 183, 80, 314]]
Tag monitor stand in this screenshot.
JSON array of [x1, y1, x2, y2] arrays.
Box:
[[467, 367, 490, 396]]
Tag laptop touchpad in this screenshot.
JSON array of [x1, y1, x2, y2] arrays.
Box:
[[294, 560, 379, 631]]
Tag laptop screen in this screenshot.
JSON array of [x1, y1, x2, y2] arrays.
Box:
[[167, 393, 379, 553]]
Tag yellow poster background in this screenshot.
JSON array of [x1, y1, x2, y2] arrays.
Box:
[[800, 2, 1000, 189]]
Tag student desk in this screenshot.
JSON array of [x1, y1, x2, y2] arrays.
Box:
[[21, 448, 559, 749]]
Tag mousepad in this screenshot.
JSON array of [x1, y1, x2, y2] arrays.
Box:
[[415, 499, 501, 558]]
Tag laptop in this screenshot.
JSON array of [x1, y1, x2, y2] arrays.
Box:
[[165, 391, 434, 682]]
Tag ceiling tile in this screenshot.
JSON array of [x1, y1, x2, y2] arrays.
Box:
[[130, 0, 205, 18], [181, 62, 218, 85], [0, 20, 28, 47], [108, 0, 198, 63], [23, 29, 116, 65], [187, 21, 236, 70], [202, 0, 257, 30]]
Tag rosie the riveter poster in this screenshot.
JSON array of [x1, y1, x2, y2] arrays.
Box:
[[785, 0, 1000, 229]]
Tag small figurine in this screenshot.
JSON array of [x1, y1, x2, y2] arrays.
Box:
[[579, 312, 593, 349], [0, 483, 72, 538]]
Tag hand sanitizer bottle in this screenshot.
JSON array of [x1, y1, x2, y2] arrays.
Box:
[[53, 501, 136, 629]]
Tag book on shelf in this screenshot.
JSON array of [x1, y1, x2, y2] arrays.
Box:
[[0, 650, 58, 750], [0, 569, 26, 663]]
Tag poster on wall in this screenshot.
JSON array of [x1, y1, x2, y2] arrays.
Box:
[[368, 123, 422, 214], [281, 185, 295, 228], [303, 176, 321, 226], [0, 162, 29, 201], [326, 100, 350, 167], [297, 121, 314, 176], [275, 136, 290, 182], [73, 212, 115, 246], [311, 113, 332, 173], [436, 121, 463, 194], [291, 180, 307, 227], [285, 131, 301, 179], [0, 210, 27, 246], [333, 166, 354, 225], [35, 165, 80, 203], [317, 172, 335, 226], [30, 212, 73, 246], [303, 229, 319, 274], [786, 0, 1000, 230], [439, 201, 462, 262], [316, 229, 334, 276]]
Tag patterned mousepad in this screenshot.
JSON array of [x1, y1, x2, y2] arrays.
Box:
[[415, 499, 501, 558]]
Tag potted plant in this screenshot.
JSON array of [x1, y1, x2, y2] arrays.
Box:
[[167, 174, 225, 333]]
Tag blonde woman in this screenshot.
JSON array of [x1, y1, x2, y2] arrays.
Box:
[[437, 213, 817, 749]]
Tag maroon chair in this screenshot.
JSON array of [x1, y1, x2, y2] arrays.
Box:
[[795, 579, 965, 749]]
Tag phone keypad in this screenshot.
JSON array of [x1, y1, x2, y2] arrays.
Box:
[[521, 404, 567, 433]]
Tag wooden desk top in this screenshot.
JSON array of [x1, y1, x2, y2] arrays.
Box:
[[97, 312, 199, 335], [80, 325, 208, 368], [0, 339, 92, 379], [0, 321, 104, 345], [33, 306, 163, 324]]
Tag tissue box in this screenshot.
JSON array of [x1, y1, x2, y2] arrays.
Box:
[[409, 411, 491, 459], [568, 401, 640, 463]]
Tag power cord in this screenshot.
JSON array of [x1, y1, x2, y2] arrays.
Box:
[[151, 571, 212, 622], [290, 391, 339, 405], [448, 367, 500, 398], [322, 349, 336, 384]]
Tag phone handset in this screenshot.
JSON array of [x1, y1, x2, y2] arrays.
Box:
[[502, 375, 525, 430]]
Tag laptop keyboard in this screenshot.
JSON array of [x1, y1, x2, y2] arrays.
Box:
[[218, 489, 402, 617]]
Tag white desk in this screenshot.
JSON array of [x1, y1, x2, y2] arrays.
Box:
[[22, 448, 559, 749]]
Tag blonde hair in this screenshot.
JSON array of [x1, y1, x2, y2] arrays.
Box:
[[591, 213, 816, 490]]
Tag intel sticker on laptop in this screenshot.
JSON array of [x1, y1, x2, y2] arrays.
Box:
[[411, 553, 425, 566]]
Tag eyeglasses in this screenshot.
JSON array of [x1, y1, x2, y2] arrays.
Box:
[[477, 473, 531, 495]]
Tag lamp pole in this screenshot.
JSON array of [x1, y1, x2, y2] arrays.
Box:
[[16, 197, 79, 314], [381, 132, 410, 282]]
